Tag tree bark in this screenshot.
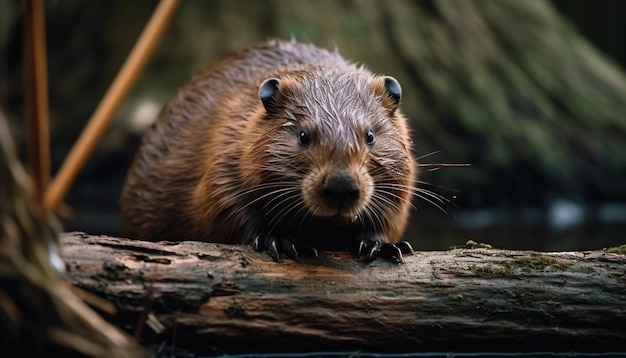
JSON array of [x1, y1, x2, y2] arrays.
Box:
[[61, 232, 626, 354]]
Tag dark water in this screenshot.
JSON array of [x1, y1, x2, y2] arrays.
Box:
[[64, 201, 626, 252], [405, 202, 626, 251]]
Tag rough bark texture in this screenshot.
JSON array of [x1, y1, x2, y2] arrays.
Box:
[[61, 232, 626, 354]]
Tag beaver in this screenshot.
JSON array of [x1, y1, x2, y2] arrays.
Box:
[[121, 40, 416, 262]]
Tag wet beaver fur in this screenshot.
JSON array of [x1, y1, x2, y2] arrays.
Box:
[[121, 40, 416, 262]]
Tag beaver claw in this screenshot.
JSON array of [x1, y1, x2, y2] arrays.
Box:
[[354, 239, 414, 263], [251, 234, 413, 263], [251, 235, 319, 262]]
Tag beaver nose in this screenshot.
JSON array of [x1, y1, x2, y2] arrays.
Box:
[[323, 171, 360, 203]]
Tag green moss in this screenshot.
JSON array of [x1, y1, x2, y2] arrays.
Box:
[[604, 244, 626, 255], [463, 254, 571, 278], [513, 254, 570, 271], [469, 264, 515, 277]]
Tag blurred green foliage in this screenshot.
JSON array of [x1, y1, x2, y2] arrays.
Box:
[[1, 0, 625, 222]]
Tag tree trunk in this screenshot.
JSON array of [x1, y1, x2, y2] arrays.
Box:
[[61, 232, 626, 354]]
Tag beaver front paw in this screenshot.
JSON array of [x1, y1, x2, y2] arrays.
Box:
[[354, 236, 414, 263], [251, 234, 319, 262]]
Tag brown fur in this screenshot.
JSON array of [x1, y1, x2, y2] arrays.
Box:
[[121, 40, 415, 250]]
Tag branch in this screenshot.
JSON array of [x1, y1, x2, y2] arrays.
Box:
[[61, 232, 626, 353]]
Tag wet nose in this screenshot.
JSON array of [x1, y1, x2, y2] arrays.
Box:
[[323, 171, 360, 203]]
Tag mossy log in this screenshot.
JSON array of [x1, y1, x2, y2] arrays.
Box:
[[61, 232, 626, 354]]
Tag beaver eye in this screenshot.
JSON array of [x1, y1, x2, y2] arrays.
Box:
[[298, 129, 311, 147], [365, 128, 376, 146]]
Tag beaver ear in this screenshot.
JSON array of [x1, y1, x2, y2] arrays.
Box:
[[259, 78, 281, 112], [382, 76, 402, 110]]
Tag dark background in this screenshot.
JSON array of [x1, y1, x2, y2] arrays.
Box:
[[1, 0, 625, 251]]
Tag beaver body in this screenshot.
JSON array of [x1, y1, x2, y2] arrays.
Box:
[[121, 40, 416, 261]]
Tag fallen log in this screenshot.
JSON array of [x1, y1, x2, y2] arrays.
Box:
[[61, 232, 626, 354]]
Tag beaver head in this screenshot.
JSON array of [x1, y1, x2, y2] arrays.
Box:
[[241, 68, 414, 236]]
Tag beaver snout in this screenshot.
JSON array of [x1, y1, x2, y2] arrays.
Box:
[[323, 171, 360, 204], [302, 167, 372, 218]]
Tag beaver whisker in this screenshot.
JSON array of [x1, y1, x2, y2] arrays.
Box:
[[375, 181, 425, 197], [416, 150, 443, 161], [373, 188, 417, 212], [416, 179, 460, 193], [413, 149, 469, 179], [416, 181, 462, 209], [378, 183, 447, 205], [255, 182, 300, 196], [359, 206, 376, 232], [377, 182, 451, 214], [266, 194, 301, 222], [264, 191, 302, 216], [263, 190, 299, 215], [267, 197, 306, 235], [364, 152, 454, 212], [364, 197, 387, 232], [375, 182, 418, 192], [234, 186, 297, 213], [368, 166, 411, 181], [417, 163, 470, 168], [355, 211, 366, 232], [289, 203, 313, 232], [378, 180, 451, 205], [415, 187, 451, 204], [371, 191, 402, 212], [356, 149, 370, 169], [414, 192, 449, 214], [415, 162, 470, 173], [234, 183, 294, 200]]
